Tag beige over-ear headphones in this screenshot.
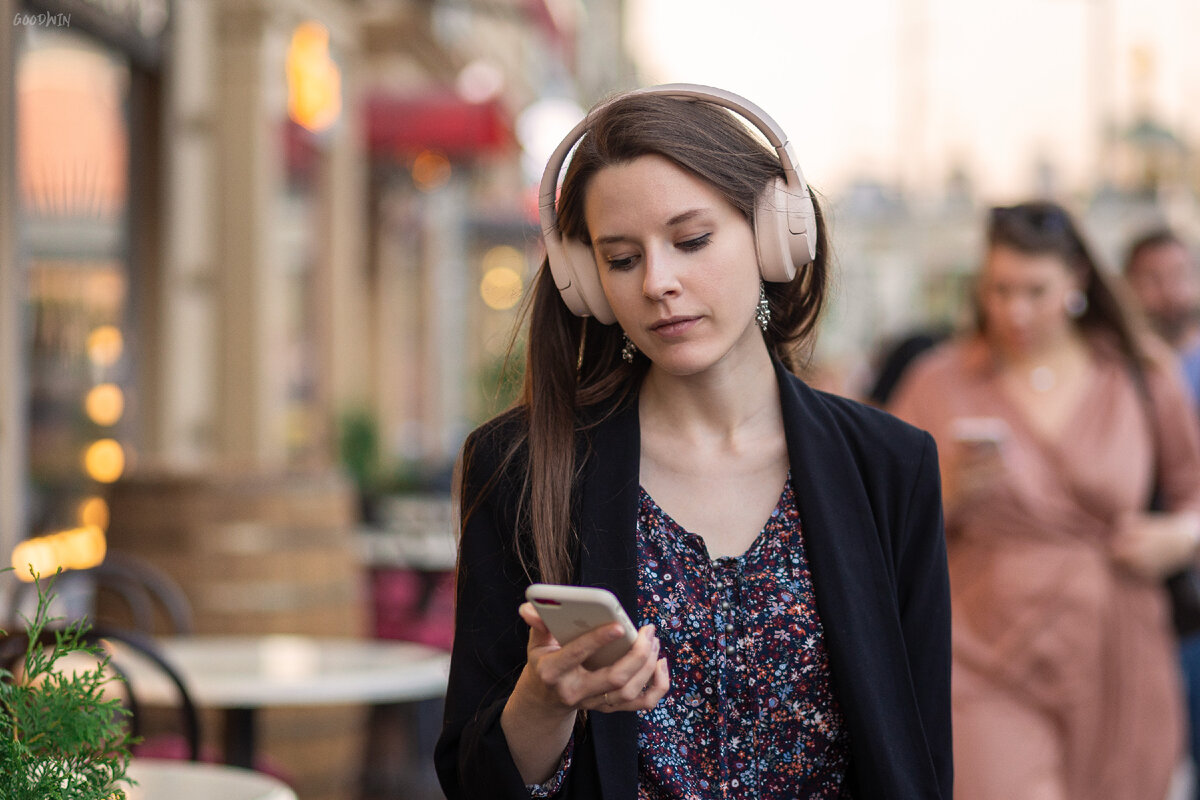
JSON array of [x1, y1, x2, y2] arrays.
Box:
[[537, 83, 818, 325]]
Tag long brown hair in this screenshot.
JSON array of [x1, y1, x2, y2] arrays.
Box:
[[466, 91, 831, 584], [983, 201, 1147, 370]]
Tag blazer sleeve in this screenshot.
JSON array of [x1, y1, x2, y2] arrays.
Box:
[[895, 431, 953, 799], [434, 425, 542, 800]]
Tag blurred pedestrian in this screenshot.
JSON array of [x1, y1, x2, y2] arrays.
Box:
[[890, 201, 1200, 800], [864, 325, 952, 407], [435, 85, 952, 799], [1125, 226, 1200, 798], [1125, 228, 1200, 403]]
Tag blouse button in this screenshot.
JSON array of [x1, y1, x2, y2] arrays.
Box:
[[725, 645, 736, 657], [721, 601, 730, 611], [724, 623, 735, 634]]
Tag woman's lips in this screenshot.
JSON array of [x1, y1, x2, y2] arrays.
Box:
[[650, 316, 699, 337]]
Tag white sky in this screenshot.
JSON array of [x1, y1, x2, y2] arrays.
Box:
[[626, 0, 1200, 200]]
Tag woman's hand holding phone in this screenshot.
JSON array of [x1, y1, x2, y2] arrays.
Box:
[[513, 596, 669, 715], [944, 416, 1009, 512], [500, 586, 670, 785]]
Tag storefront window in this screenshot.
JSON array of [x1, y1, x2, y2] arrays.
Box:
[[17, 28, 131, 535]]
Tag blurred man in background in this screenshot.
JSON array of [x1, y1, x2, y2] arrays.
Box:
[[1125, 229, 1200, 401], [1125, 227, 1200, 800]]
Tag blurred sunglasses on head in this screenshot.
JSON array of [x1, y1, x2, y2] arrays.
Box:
[[989, 203, 1072, 239]]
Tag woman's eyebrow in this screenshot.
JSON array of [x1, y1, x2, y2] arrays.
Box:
[[665, 209, 706, 227], [592, 209, 710, 246], [593, 232, 634, 246]]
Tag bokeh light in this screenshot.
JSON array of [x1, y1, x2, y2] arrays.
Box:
[[77, 496, 110, 531], [83, 439, 125, 484], [86, 325, 123, 368], [480, 267, 523, 311], [412, 150, 452, 191], [286, 21, 341, 133], [85, 383, 124, 426], [456, 59, 505, 103], [11, 526, 107, 581], [481, 244, 525, 274]]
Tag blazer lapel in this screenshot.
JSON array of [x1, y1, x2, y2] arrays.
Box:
[[774, 360, 935, 796], [577, 401, 640, 800]]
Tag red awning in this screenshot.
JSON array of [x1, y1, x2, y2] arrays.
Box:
[[367, 92, 513, 160]]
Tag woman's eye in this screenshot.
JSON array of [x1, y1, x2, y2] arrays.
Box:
[[606, 255, 636, 271], [678, 233, 711, 252]]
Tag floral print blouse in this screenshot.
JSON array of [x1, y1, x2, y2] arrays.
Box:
[[634, 475, 851, 799], [527, 474, 850, 799]]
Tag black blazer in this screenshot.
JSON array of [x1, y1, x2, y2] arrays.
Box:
[[436, 361, 952, 799]]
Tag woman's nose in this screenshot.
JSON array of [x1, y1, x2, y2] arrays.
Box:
[[642, 247, 683, 300], [993, 294, 1032, 325]]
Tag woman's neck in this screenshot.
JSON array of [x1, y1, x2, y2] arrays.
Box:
[[988, 328, 1093, 398], [994, 327, 1089, 372], [639, 348, 780, 443]]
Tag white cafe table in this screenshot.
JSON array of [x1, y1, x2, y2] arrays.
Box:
[[113, 635, 451, 769], [123, 757, 297, 800]]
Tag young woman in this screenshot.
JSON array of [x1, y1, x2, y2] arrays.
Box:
[[890, 201, 1200, 800], [435, 85, 952, 800]]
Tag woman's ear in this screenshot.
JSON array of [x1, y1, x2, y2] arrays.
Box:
[[1065, 271, 1090, 319]]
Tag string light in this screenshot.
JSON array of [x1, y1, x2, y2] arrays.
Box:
[[86, 325, 123, 368], [83, 439, 125, 484], [77, 496, 110, 531], [11, 526, 107, 581], [85, 383, 124, 426]]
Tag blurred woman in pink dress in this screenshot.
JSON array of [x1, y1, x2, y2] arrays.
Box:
[[890, 201, 1200, 800]]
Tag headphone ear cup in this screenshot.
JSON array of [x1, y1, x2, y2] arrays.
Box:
[[754, 176, 817, 283], [788, 182, 819, 269], [544, 230, 590, 317], [562, 239, 616, 325], [546, 230, 617, 324]]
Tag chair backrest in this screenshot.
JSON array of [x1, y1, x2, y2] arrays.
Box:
[[7, 551, 195, 636], [0, 624, 202, 761], [89, 552, 196, 635]]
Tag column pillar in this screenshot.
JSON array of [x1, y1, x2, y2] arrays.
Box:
[[1, 0, 28, 563], [213, 1, 289, 466], [157, 0, 220, 465]]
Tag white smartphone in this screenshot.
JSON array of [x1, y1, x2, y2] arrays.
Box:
[[525, 583, 638, 669], [950, 416, 1009, 447]]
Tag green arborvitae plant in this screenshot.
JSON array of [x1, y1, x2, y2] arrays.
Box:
[[0, 568, 135, 799]]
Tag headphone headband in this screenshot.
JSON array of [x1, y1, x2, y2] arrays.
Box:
[[539, 84, 817, 324]]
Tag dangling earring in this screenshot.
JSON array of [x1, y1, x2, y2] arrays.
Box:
[[1065, 288, 1088, 318], [755, 283, 771, 332], [621, 333, 638, 364]]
